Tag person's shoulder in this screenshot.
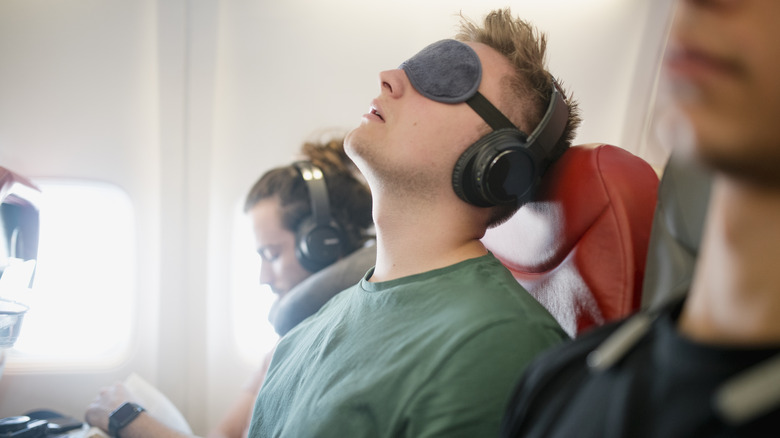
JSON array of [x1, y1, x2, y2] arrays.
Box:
[[463, 255, 561, 323], [521, 299, 682, 386], [521, 316, 628, 380], [500, 317, 635, 436]]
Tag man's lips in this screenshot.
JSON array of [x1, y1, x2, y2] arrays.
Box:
[[665, 44, 742, 81], [366, 99, 385, 122]]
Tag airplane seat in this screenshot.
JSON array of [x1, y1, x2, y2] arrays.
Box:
[[481, 144, 659, 337], [640, 152, 712, 311], [0, 166, 41, 377], [0, 166, 40, 283]]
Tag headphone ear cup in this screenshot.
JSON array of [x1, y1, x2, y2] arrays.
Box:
[[452, 129, 540, 207], [452, 140, 487, 207], [474, 137, 539, 207], [295, 216, 344, 272]]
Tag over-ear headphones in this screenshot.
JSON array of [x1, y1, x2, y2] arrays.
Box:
[[293, 161, 345, 272], [452, 78, 570, 207]]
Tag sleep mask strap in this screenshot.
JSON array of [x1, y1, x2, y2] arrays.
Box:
[[465, 92, 520, 132]]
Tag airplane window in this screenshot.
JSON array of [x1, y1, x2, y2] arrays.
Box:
[[229, 210, 278, 365], [4, 180, 135, 368]]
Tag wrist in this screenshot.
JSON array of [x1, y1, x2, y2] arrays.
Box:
[[108, 402, 145, 437]]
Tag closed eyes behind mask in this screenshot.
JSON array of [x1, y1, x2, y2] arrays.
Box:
[[400, 39, 518, 132], [399, 39, 482, 104]]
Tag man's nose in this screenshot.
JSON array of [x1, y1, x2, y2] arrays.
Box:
[[378, 69, 408, 98], [259, 263, 274, 290]]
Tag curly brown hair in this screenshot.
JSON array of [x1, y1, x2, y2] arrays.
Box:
[[244, 138, 374, 254]]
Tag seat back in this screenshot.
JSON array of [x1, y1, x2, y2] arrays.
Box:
[[0, 166, 41, 353], [640, 152, 711, 311], [482, 144, 659, 337], [0, 166, 41, 281]]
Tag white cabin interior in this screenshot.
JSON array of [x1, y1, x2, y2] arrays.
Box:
[[0, 0, 675, 433]]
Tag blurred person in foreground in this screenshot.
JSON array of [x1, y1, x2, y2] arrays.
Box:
[[502, 0, 780, 436]]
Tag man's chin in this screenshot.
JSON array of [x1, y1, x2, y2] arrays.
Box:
[[344, 128, 360, 159]]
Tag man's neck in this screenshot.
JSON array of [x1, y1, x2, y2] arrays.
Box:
[[679, 177, 780, 346], [368, 195, 489, 283]]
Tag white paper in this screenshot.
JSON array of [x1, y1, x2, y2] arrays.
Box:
[[124, 372, 194, 434]]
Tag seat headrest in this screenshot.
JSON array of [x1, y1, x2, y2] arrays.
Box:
[[482, 144, 659, 337]]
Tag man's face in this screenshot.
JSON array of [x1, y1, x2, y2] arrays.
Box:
[[665, 0, 780, 185], [249, 197, 312, 298], [345, 41, 512, 198]]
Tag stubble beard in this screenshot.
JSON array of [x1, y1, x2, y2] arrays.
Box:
[[345, 128, 441, 203]]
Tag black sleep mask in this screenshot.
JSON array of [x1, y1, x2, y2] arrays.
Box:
[[400, 39, 517, 131], [400, 39, 482, 104]]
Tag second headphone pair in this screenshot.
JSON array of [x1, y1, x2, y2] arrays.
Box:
[[292, 161, 345, 272]]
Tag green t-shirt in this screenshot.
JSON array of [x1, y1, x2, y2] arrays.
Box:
[[249, 253, 567, 437]]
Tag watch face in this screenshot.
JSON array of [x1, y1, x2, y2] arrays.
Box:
[[109, 402, 144, 435]]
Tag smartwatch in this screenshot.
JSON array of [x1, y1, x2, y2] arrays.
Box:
[[108, 402, 145, 437]]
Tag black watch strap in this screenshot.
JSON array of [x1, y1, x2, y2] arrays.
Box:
[[108, 402, 145, 437]]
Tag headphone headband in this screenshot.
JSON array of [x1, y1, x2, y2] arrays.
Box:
[[526, 79, 569, 164], [465, 75, 568, 161], [294, 161, 332, 228]]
